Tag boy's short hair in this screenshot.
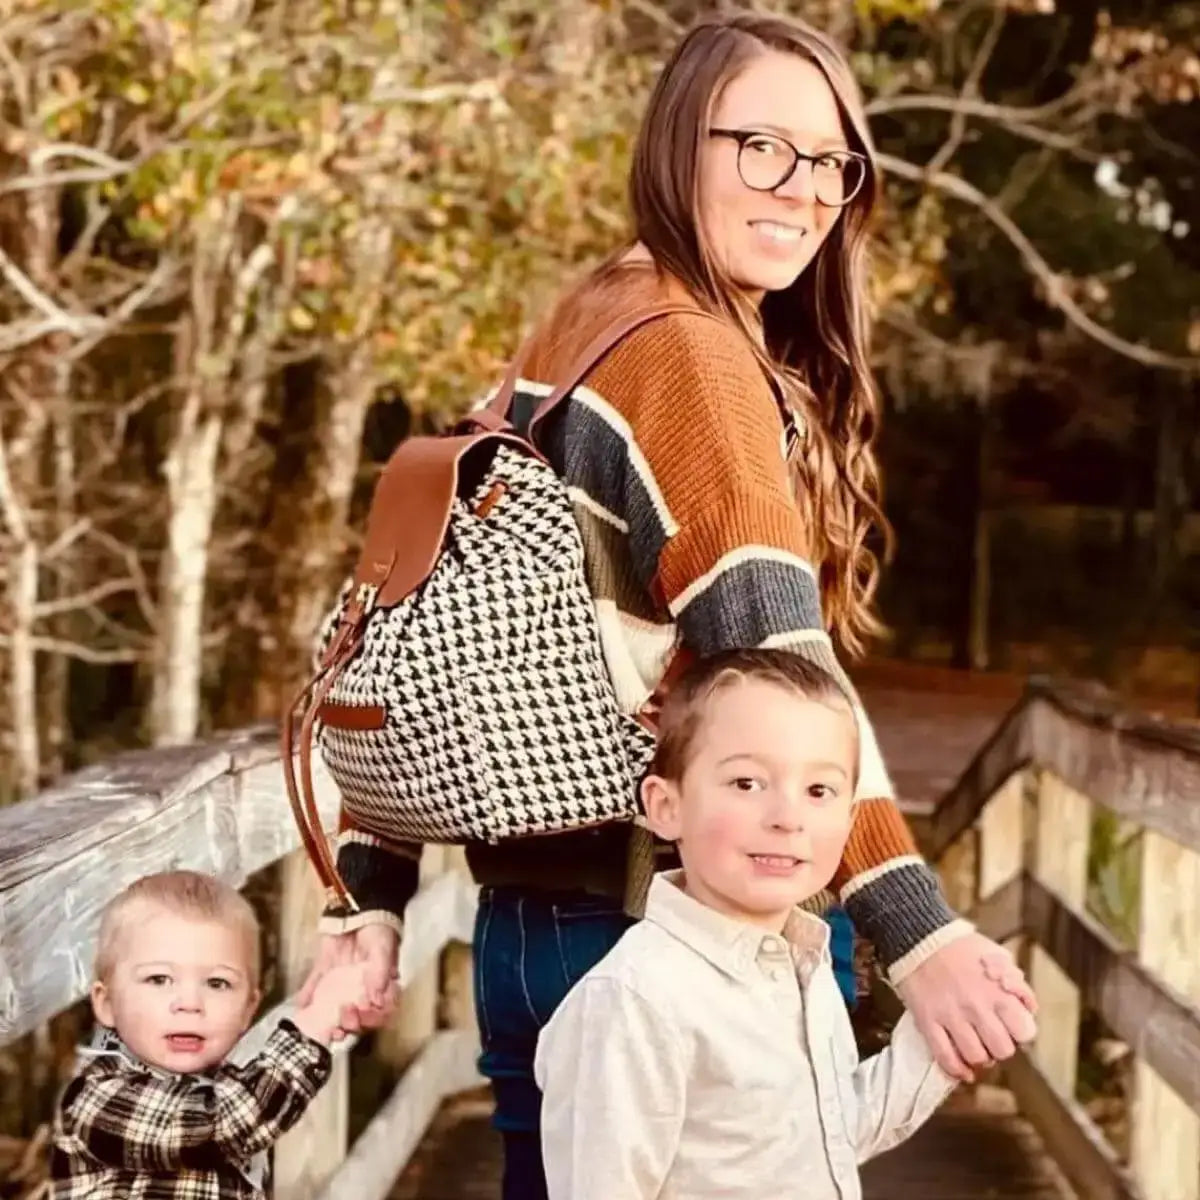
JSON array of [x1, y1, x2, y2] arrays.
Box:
[[652, 649, 854, 782], [94, 870, 261, 983]]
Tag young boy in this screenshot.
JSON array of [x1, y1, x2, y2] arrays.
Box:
[[534, 650, 961, 1200], [51, 869, 375, 1199]]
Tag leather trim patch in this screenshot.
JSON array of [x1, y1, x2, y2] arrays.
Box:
[[317, 701, 387, 731]]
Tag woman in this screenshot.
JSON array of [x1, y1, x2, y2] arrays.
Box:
[[303, 11, 1036, 1198]]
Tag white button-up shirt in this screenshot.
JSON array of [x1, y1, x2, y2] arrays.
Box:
[[534, 871, 955, 1200]]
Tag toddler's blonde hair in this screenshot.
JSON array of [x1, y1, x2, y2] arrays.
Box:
[[94, 870, 261, 983]]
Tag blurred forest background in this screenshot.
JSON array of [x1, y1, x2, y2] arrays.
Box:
[[1, 0, 1198, 1177]]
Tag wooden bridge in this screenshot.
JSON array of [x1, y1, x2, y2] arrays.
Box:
[[2, 663, 1198, 1200]]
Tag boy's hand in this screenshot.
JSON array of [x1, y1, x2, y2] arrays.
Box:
[[293, 962, 377, 1045]]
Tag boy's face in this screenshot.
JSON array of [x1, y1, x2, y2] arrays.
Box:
[[642, 677, 857, 931], [91, 905, 260, 1073]]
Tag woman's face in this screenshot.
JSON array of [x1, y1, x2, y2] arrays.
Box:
[[699, 49, 852, 302]]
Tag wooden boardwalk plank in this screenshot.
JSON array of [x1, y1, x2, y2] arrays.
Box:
[[390, 1089, 1075, 1200]]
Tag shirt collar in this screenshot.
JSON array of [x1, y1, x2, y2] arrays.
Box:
[[79, 1024, 223, 1086], [645, 870, 830, 982]]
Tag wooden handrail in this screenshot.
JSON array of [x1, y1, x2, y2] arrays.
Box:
[[0, 726, 338, 1044], [0, 727, 484, 1198], [969, 873, 1200, 1116], [925, 676, 1200, 861], [940, 680, 1200, 1200]]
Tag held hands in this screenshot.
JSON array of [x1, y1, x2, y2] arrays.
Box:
[[896, 931, 1038, 1082], [296, 924, 401, 1044], [293, 962, 374, 1045]]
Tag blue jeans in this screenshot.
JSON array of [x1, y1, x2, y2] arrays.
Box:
[[472, 886, 857, 1200]]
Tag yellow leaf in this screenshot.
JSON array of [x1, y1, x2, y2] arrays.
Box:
[[125, 82, 151, 105], [289, 305, 316, 331]]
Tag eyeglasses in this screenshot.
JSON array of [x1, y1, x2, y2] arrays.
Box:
[[709, 128, 868, 208]]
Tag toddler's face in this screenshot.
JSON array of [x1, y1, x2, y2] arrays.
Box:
[[92, 906, 260, 1073], [643, 677, 857, 931]]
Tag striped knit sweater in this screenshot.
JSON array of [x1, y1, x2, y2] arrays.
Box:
[[321, 265, 970, 982]]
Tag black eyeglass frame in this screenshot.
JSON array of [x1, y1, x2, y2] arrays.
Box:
[[709, 128, 869, 208]]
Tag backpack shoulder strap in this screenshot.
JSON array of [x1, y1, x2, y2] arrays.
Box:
[[359, 302, 721, 610], [488, 302, 720, 437]]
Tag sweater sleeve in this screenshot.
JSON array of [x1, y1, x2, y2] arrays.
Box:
[[589, 313, 968, 979], [318, 814, 421, 937]]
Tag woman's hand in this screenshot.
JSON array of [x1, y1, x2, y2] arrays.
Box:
[[297, 923, 400, 1038], [896, 931, 1038, 1082]]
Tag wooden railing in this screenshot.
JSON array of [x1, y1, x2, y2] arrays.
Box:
[[3, 678, 1198, 1199], [0, 725, 483, 1200], [921, 678, 1200, 1200]]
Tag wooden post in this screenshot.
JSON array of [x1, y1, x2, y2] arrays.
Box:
[[274, 850, 350, 1200], [1028, 770, 1090, 1097], [439, 847, 476, 1032], [1130, 832, 1200, 1200], [938, 828, 978, 917], [377, 845, 446, 1073], [977, 770, 1025, 902], [975, 770, 1027, 1004]]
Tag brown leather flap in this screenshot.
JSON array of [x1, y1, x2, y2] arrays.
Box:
[[357, 429, 532, 608]]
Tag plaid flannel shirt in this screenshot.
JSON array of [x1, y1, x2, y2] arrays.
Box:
[[51, 1020, 331, 1200]]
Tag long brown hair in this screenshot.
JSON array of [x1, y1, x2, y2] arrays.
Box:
[[627, 10, 891, 657]]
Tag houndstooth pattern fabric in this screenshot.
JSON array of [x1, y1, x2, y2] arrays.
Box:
[[51, 1022, 331, 1199], [318, 443, 656, 844]]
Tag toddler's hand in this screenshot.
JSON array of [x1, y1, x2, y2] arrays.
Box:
[[293, 962, 371, 1045]]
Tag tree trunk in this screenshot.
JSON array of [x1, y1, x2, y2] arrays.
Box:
[[253, 348, 376, 717], [1150, 382, 1183, 612], [7, 535, 40, 799], [149, 317, 225, 746], [151, 409, 223, 745], [966, 401, 994, 672], [0, 396, 46, 800], [39, 359, 75, 781]]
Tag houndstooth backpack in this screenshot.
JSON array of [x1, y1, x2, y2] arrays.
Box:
[[282, 305, 696, 912]]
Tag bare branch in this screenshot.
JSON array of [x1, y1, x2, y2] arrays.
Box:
[[41, 516, 91, 562], [865, 84, 1101, 126], [29, 143, 129, 173], [67, 258, 179, 361], [927, 7, 1006, 176], [0, 246, 102, 335], [33, 578, 139, 619], [0, 317, 95, 354], [0, 164, 134, 197], [876, 152, 1200, 375], [216, 242, 276, 366], [0, 635, 144, 664], [83, 526, 159, 632], [370, 79, 502, 105]]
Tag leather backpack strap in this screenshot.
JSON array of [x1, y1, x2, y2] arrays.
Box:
[[282, 645, 360, 913], [528, 302, 716, 441], [485, 320, 545, 419], [486, 301, 720, 432]]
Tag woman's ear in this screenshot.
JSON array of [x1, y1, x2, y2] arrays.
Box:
[[641, 774, 684, 842]]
